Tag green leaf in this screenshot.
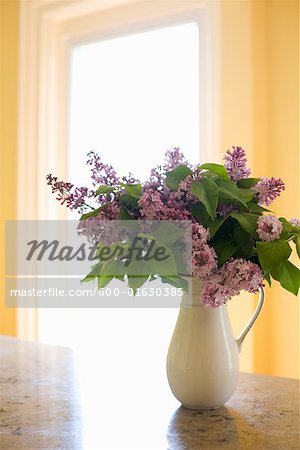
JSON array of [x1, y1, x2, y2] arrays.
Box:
[[115, 275, 125, 281], [237, 178, 260, 189], [149, 244, 179, 279], [128, 275, 149, 293], [188, 202, 227, 238], [190, 179, 219, 220], [81, 262, 102, 283], [213, 238, 237, 265], [239, 188, 254, 203], [98, 275, 114, 289], [215, 179, 247, 207], [230, 212, 259, 236], [119, 206, 133, 220], [201, 171, 218, 181], [149, 274, 159, 282], [279, 217, 294, 240], [121, 183, 142, 199], [188, 202, 209, 226], [247, 202, 271, 214], [294, 235, 300, 259], [82, 260, 114, 288], [161, 276, 189, 291], [264, 272, 272, 287], [154, 222, 184, 247], [80, 205, 107, 221], [232, 224, 254, 259], [97, 257, 127, 288], [166, 165, 193, 190], [124, 240, 174, 280], [199, 163, 230, 181], [99, 258, 117, 277], [170, 247, 189, 275], [120, 194, 138, 210], [95, 185, 115, 195], [256, 241, 292, 273], [207, 217, 227, 238], [271, 261, 300, 295]]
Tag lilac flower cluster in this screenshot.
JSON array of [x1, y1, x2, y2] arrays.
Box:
[[138, 189, 164, 220], [87, 151, 119, 187], [191, 223, 217, 278], [46, 174, 93, 213], [66, 187, 95, 211], [77, 217, 103, 244], [202, 259, 264, 308], [138, 188, 191, 221], [192, 222, 210, 248], [168, 176, 195, 209], [77, 204, 121, 244], [253, 177, 285, 206], [257, 215, 283, 242], [143, 166, 164, 191], [121, 173, 140, 184], [46, 174, 73, 197], [224, 147, 251, 181], [217, 203, 239, 218], [290, 218, 300, 227], [143, 147, 189, 193], [163, 147, 190, 171]]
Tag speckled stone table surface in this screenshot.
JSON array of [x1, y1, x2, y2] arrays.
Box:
[[0, 336, 299, 449]]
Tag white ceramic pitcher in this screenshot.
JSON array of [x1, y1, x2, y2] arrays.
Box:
[[166, 278, 264, 410]]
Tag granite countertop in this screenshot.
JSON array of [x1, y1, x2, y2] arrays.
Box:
[[0, 336, 299, 449]]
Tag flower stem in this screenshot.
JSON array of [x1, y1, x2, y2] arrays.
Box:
[[83, 202, 95, 211]]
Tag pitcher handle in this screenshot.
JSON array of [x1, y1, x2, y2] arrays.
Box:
[[235, 287, 265, 352]]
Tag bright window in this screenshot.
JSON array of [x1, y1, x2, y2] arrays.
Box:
[[38, 24, 199, 401], [69, 22, 199, 185]]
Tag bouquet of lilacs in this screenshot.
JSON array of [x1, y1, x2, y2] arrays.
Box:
[[47, 147, 300, 307]]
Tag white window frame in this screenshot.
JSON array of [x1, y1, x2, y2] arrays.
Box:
[[17, 0, 221, 339]]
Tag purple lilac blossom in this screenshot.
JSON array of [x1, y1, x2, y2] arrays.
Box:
[[163, 147, 190, 171], [87, 151, 119, 187], [161, 207, 191, 221], [168, 168, 204, 208], [252, 177, 285, 206], [46, 174, 73, 197], [143, 166, 164, 192], [100, 203, 120, 220], [77, 204, 121, 244], [168, 176, 194, 208], [224, 146, 251, 181], [217, 203, 239, 218], [77, 217, 103, 244], [201, 259, 264, 308], [143, 148, 191, 194], [192, 222, 210, 247], [181, 222, 209, 277], [66, 187, 95, 212], [138, 187, 191, 221], [190, 223, 217, 278], [289, 218, 300, 227], [46, 174, 94, 213], [257, 215, 283, 242], [192, 245, 217, 278], [139, 189, 165, 220], [121, 173, 140, 184]]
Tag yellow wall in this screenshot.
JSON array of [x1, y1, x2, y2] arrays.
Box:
[[220, 0, 257, 374], [220, 0, 299, 378], [253, 0, 299, 379], [0, 0, 19, 335]]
